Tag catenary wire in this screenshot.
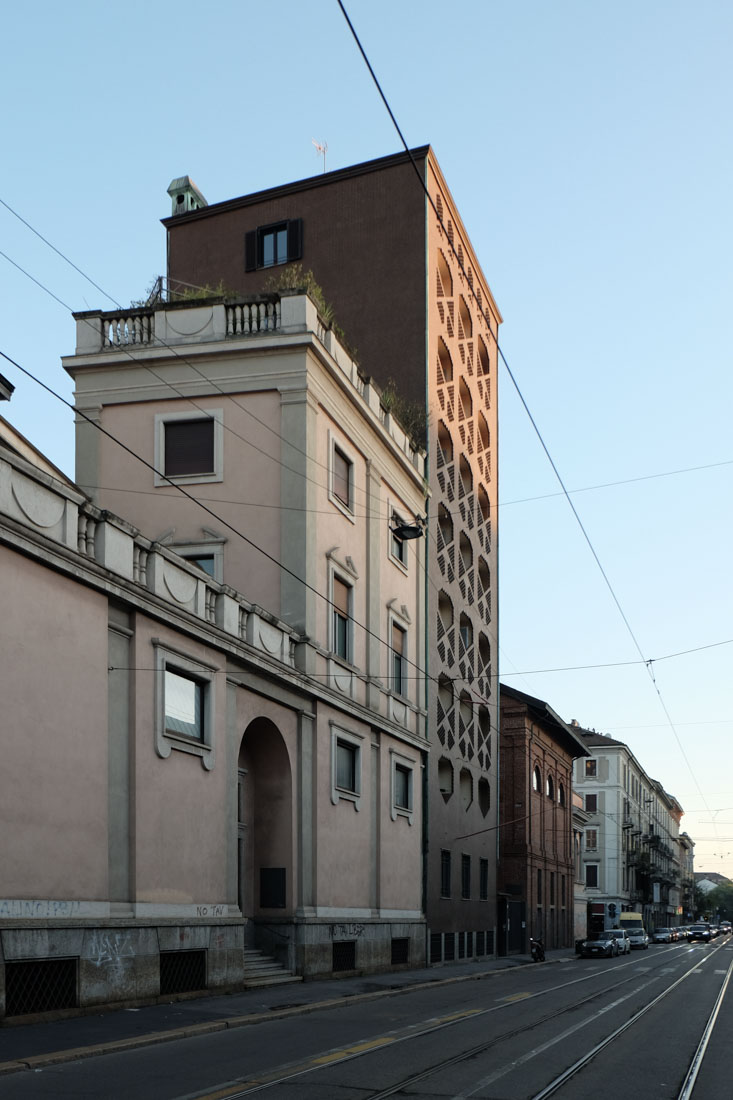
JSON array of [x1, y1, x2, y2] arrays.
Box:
[[335, 0, 717, 829], [0, 345, 494, 713]]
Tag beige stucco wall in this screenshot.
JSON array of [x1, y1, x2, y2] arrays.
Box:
[[0, 547, 109, 900]]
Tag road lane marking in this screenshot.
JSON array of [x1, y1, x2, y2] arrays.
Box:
[[312, 1037, 394, 1064], [501, 992, 533, 1003]]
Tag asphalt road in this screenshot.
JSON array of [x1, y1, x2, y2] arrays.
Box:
[[1, 938, 731, 1099]]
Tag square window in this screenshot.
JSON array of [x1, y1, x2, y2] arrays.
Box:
[[164, 418, 214, 477], [392, 622, 406, 695], [585, 760, 597, 777], [585, 794, 598, 813], [332, 445, 352, 511], [461, 854, 471, 900], [586, 864, 599, 888], [245, 219, 303, 272], [155, 411, 223, 487], [332, 575, 351, 661], [165, 669, 204, 740], [440, 849, 451, 898]]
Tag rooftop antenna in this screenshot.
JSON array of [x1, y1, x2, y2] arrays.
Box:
[[312, 139, 328, 174]]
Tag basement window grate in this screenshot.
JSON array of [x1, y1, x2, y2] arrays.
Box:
[[5, 957, 78, 1017], [443, 934, 455, 961], [391, 937, 409, 965], [476, 931, 485, 956], [160, 949, 207, 995], [332, 941, 356, 972], [485, 929, 494, 955], [430, 932, 443, 963], [458, 931, 466, 958]]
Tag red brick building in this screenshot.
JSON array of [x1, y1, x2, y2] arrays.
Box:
[[498, 685, 589, 954]]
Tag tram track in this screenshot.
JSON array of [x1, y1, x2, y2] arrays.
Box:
[[189, 940, 730, 1100]]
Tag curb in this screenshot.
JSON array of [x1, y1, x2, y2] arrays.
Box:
[[0, 955, 574, 1077]]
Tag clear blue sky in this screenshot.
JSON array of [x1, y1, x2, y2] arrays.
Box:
[[3, 1, 733, 881]]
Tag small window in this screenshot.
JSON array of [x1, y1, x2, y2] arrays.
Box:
[[390, 512, 408, 566], [164, 418, 214, 477], [533, 766, 541, 792], [585, 794, 598, 813], [558, 783, 566, 807], [332, 444, 353, 512], [585, 760, 597, 777], [391, 753, 415, 822], [330, 726, 363, 808], [155, 411, 223, 487], [392, 622, 406, 696], [154, 644, 216, 770], [165, 669, 204, 741], [586, 864, 599, 888], [331, 576, 351, 661], [336, 739, 357, 793], [245, 218, 303, 271], [461, 854, 471, 900], [586, 829, 598, 851], [479, 858, 489, 900], [440, 849, 451, 898], [546, 775, 555, 800]]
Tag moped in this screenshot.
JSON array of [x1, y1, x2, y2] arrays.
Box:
[[530, 936, 545, 962]]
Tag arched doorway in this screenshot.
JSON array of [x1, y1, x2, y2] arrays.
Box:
[[237, 717, 293, 941]]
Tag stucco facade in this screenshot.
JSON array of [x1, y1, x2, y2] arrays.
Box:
[[572, 728, 686, 932], [163, 147, 502, 961], [0, 293, 428, 1019]]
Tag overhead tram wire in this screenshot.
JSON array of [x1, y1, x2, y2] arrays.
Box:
[[1, 344, 489, 712], [335, 0, 717, 826], [0, 199, 400, 529]]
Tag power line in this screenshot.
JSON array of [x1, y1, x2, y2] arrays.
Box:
[[335, 0, 717, 830]]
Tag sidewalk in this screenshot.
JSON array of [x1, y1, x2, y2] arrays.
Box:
[[0, 948, 574, 1076]]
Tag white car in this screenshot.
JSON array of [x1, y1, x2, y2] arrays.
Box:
[[607, 929, 632, 954], [627, 928, 649, 950]]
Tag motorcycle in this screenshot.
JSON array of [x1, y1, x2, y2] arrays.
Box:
[[530, 936, 545, 962]]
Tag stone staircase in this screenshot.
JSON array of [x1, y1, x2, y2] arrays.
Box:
[[243, 947, 303, 989]]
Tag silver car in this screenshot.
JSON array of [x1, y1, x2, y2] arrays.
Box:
[[627, 928, 649, 949]]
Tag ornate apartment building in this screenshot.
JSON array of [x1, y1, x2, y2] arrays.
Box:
[[573, 729, 686, 932], [162, 147, 502, 961], [0, 292, 429, 1019]]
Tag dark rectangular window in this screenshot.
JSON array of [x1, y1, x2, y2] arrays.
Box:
[[550, 871, 555, 905], [332, 576, 350, 660], [392, 622, 406, 695], [394, 763, 411, 810], [336, 739, 357, 793], [585, 760, 597, 777], [537, 868, 543, 904], [585, 794, 598, 813], [440, 849, 451, 898], [561, 874, 566, 906], [479, 858, 489, 900], [164, 418, 214, 477], [586, 864, 599, 888], [332, 445, 352, 509], [245, 218, 303, 272], [461, 854, 471, 900]]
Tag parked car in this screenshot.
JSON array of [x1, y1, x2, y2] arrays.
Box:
[[627, 928, 649, 950], [689, 924, 712, 942], [580, 931, 620, 958], [607, 929, 631, 954], [652, 927, 673, 944]]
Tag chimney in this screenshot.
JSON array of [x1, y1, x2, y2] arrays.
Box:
[[167, 176, 208, 217]]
